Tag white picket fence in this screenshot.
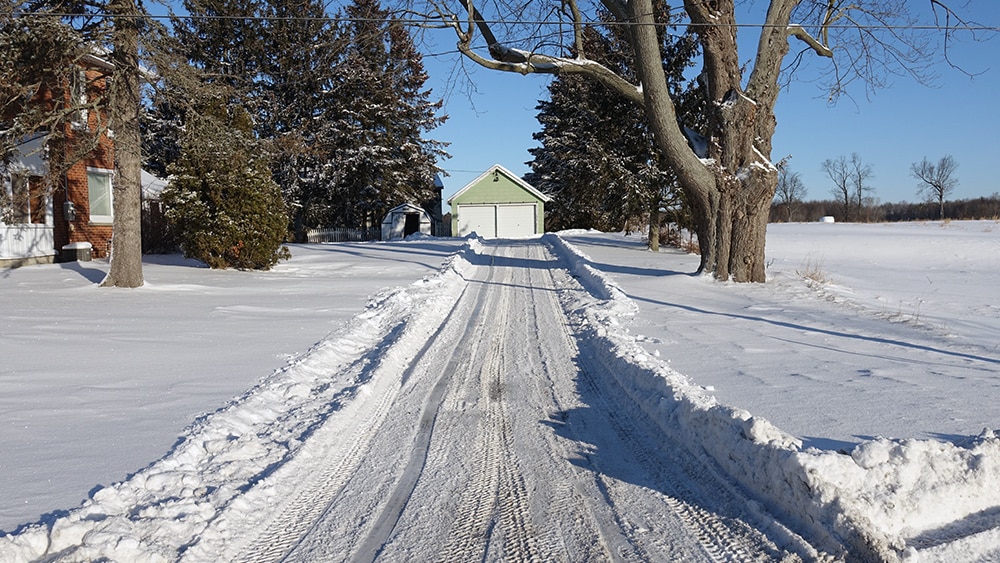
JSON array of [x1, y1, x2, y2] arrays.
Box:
[[306, 226, 381, 243], [0, 223, 55, 261]]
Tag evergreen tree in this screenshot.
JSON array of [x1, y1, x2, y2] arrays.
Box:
[[161, 101, 290, 270], [257, 0, 348, 238], [172, 0, 265, 105], [525, 5, 701, 249], [154, 0, 447, 239], [144, 0, 267, 177], [321, 0, 447, 231]]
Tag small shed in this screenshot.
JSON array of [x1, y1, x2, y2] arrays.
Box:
[[448, 164, 550, 238], [381, 203, 432, 241]]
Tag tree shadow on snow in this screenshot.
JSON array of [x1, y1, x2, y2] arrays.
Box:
[[465, 239, 555, 272], [800, 436, 860, 453], [58, 261, 107, 283], [1, 507, 71, 536], [295, 241, 461, 271], [629, 295, 1000, 368], [908, 506, 1000, 550], [537, 351, 795, 559], [584, 260, 689, 279]]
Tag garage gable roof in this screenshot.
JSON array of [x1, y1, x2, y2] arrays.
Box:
[[447, 164, 551, 205]]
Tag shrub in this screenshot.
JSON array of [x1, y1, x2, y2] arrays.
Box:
[[161, 103, 290, 270], [796, 256, 830, 285]]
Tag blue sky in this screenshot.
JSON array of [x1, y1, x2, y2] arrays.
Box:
[[419, 5, 1000, 209]]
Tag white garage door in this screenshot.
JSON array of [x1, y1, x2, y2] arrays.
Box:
[[496, 204, 536, 237], [457, 204, 537, 238], [457, 205, 497, 237]]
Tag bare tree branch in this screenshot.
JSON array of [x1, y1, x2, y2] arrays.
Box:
[[788, 24, 833, 58], [436, 0, 644, 103]]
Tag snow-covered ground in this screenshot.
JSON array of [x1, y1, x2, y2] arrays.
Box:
[[565, 221, 1000, 448], [0, 240, 466, 533], [1, 221, 998, 561]]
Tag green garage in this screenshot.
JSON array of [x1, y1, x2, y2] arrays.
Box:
[[448, 165, 550, 238]]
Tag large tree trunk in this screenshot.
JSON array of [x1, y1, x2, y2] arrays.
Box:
[[626, 0, 792, 282], [625, 0, 718, 273], [101, 0, 144, 288]]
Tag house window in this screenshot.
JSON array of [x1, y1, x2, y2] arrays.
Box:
[[29, 176, 46, 224], [9, 172, 30, 223], [4, 173, 48, 224], [71, 69, 89, 129], [87, 168, 113, 224]]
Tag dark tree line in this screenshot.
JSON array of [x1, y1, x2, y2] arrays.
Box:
[[770, 195, 1000, 223], [147, 0, 447, 246]]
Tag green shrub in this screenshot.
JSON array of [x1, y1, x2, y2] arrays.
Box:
[[161, 103, 290, 270]]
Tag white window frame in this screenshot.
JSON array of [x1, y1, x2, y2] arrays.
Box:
[[71, 69, 89, 130], [87, 167, 113, 225]]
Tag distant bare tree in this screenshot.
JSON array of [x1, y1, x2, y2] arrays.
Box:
[[823, 153, 873, 221], [911, 155, 958, 219], [822, 155, 852, 220], [849, 153, 876, 221], [774, 164, 807, 221]]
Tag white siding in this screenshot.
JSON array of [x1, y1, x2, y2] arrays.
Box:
[[0, 224, 55, 259]]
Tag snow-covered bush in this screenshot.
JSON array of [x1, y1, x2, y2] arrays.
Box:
[[162, 103, 290, 270]]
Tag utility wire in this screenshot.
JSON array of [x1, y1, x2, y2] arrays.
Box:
[[9, 11, 1000, 32]]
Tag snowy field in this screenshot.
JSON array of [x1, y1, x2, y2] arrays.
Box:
[[0, 240, 467, 533], [565, 221, 1000, 448], [1, 220, 998, 561]]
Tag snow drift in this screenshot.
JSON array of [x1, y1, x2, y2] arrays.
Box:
[[544, 232, 1000, 561]]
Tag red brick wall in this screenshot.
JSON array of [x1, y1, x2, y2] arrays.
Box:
[[57, 67, 115, 260]]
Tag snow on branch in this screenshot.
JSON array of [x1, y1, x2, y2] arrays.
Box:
[[787, 24, 833, 58], [439, 0, 644, 105]]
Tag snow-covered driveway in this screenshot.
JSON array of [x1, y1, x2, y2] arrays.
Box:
[[1, 238, 800, 561], [187, 239, 789, 562]]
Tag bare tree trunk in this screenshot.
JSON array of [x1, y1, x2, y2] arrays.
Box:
[[647, 194, 659, 252], [101, 0, 144, 288], [625, 0, 717, 272]]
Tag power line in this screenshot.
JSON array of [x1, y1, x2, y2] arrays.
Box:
[[10, 11, 1000, 32]]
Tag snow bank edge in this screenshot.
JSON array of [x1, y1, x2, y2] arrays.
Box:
[[545, 233, 1000, 562]]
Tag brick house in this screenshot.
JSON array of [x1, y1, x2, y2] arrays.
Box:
[[1, 53, 116, 268]]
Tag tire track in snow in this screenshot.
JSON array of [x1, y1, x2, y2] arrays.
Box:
[[348, 266, 494, 563], [220, 351, 420, 563], [524, 243, 641, 562], [200, 283, 476, 563], [436, 244, 544, 562]]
